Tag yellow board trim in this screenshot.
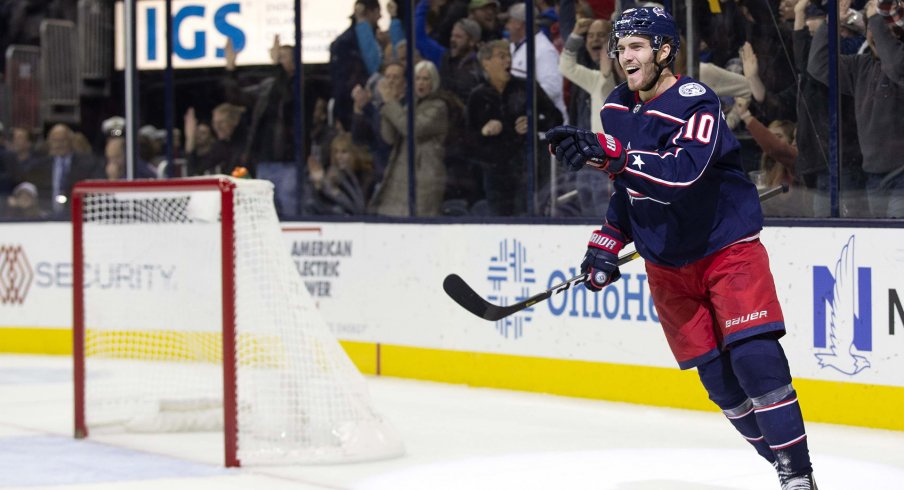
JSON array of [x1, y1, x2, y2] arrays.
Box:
[[0, 327, 72, 355], [2, 328, 902, 432]]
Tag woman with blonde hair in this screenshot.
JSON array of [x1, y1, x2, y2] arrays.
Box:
[[308, 132, 374, 215], [369, 60, 449, 216]]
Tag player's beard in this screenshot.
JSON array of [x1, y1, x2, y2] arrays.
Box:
[[626, 61, 660, 93], [622, 57, 666, 92]]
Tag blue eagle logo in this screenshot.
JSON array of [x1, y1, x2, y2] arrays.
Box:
[[814, 236, 871, 375]]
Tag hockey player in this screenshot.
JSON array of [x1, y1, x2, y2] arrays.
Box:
[[545, 7, 817, 490]]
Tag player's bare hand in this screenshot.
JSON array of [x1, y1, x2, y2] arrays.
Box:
[[481, 120, 503, 137]]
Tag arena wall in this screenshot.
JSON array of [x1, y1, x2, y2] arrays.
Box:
[[1, 221, 902, 431]]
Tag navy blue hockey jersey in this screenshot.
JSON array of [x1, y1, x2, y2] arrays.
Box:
[[599, 76, 763, 267]]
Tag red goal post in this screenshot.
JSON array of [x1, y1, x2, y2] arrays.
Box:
[[71, 177, 403, 467]]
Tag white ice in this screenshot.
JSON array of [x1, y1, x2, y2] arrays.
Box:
[[1, 354, 902, 489]]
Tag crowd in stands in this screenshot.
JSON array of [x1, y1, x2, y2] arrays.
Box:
[[1, 0, 902, 219]]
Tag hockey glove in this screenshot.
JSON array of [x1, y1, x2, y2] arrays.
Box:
[[580, 224, 626, 291], [545, 126, 627, 174]]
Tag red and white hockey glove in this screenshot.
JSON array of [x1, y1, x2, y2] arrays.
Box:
[[545, 126, 627, 174], [580, 224, 626, 292]]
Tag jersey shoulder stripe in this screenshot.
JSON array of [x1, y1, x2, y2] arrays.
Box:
[[603, 102, 630, 111], [644, 109, 686, 124]]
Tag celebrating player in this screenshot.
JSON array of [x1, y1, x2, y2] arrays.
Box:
[[546, 7, 817, 490]]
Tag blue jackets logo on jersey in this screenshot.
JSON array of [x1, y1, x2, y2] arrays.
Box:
[[678, 83, 706, 97], [812, 235, 872, 375], [485, 239, 536, 339]]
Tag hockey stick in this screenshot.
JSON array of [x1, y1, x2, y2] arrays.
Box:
[[443, 184, 787, 321]]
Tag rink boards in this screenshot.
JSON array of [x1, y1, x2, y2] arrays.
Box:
[[1, 221, 902, 431]]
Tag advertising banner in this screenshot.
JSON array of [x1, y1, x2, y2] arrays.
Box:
[[2, 222, 903, 389], [113, 0, 392, 69]]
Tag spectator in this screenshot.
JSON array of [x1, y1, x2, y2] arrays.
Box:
[[307, 132, 374, 215], [557, 0, 598, 132], [558, 16, 617, 216], [439, 18, 484, 104], [104, 137, 127, 181], [506, 3, 568, 122], [370, 60, 449, 216], [1, 126, 33, 201], [8, 127, 37, 169], [102, 136, 156, 181], [350, 63, 403, 182], [308, 96, 339, 173], [330, 0, 384, 132], [191, 123, 216, 161], [415, 0, 448, 67], [358, 0, 408, 75], [742, 0, 797, 101], [184, 104, 246, 177], [222, 36, 300, 215], [439, 19, 485, 208], [537, 0, 562, 46], [735, 97, 810, 217], [809, 0, 904, 217], [468, 0, 503, 42], [24, 124, 104, 215], [421, 0, 471, 51], [4, 182, 45, 219], [791, 0, 865, 217], [466, 40, 563, 216], [101, 116, 125, 138]]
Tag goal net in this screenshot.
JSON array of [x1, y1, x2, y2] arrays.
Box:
[[71, 177, 404, 466]]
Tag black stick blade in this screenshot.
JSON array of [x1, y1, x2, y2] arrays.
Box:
[[443, 274, 495, 320]]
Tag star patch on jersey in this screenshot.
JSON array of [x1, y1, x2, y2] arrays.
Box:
[[679, 83, 707, 97], [631, 154, 646, 169]]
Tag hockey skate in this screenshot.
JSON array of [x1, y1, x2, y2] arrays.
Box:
[[780, 472, 818, 490], [773, 460, 817, 490]]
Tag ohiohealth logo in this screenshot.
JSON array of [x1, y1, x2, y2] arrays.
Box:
[[486, 239, 536, 339], [0, 245, 34, 305], [812, 236, 871, 375]]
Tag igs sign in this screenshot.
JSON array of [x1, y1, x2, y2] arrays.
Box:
[[113, 0, 361, 69]]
